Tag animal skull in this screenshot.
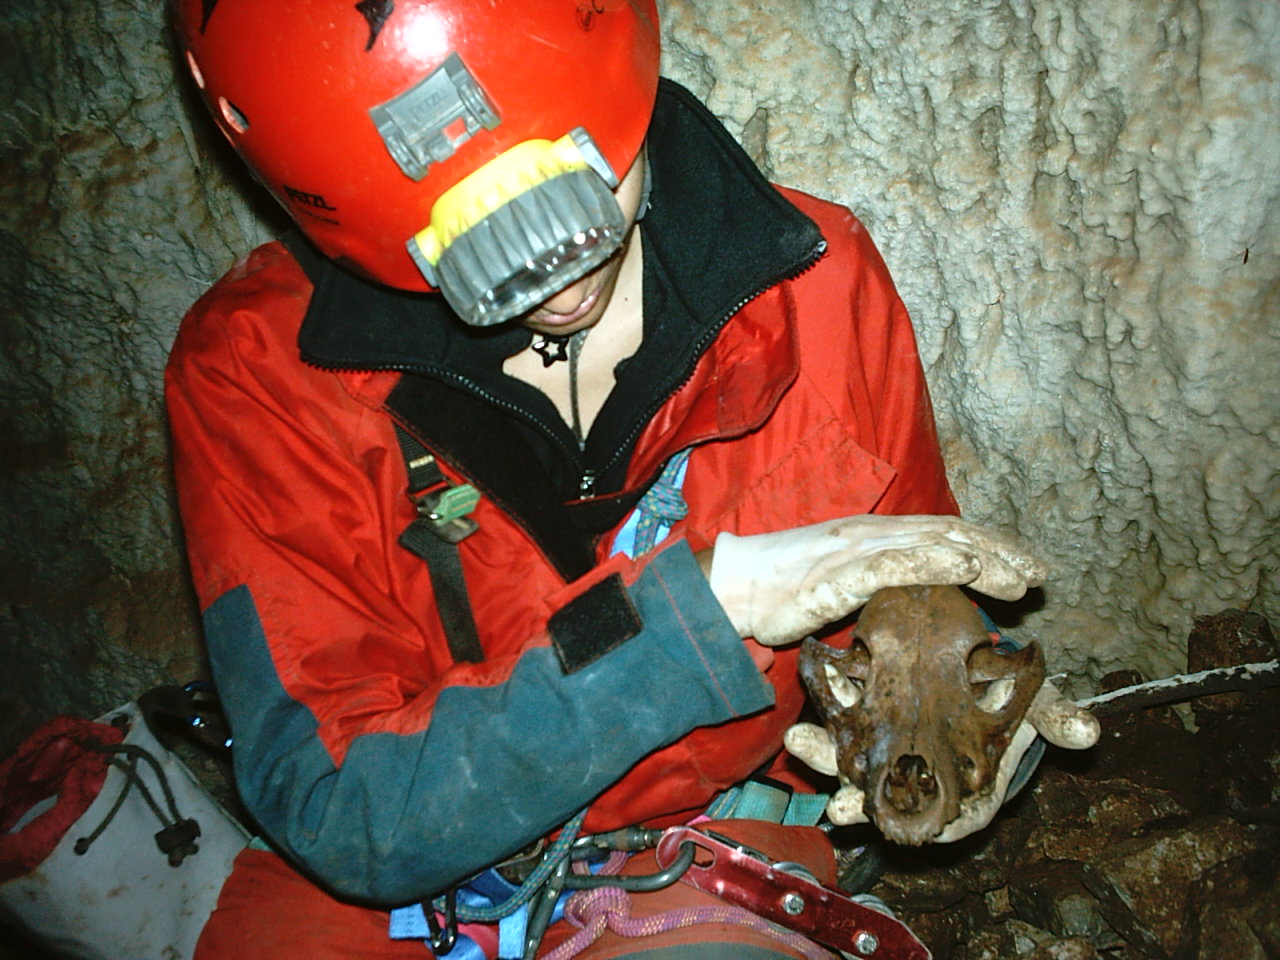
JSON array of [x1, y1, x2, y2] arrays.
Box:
[[795, 584, 1045, 846]]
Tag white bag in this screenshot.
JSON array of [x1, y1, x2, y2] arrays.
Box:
[[0, 700, 250, 960]]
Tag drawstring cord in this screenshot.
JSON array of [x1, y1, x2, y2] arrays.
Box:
[[73, 740, 201, 866]]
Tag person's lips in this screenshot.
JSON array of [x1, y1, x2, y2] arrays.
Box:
[[528, 285, 601, 329]]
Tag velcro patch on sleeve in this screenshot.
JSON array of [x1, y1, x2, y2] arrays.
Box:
[[548, 574, 643, 674]]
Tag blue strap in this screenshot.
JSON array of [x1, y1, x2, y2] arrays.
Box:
[[388, 904, 489, 960], [390, 809, 587, 955], [497, 909, 527, 960], [706, 781, 829, 828]]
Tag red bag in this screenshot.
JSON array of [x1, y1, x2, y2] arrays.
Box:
[[0, 715, 126, 883]]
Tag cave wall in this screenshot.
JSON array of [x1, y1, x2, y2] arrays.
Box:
[[0, 0, 277, 750], [0, 0, 1276, 751], [659, 0, 1280, 690]]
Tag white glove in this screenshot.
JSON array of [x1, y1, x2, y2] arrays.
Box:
[[784, 681, 1100, 839], [708, 515, 1046, 646], [937, 681, 1100, 841]]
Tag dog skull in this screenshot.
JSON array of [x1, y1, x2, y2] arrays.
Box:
[[796, 585, 1045, 846]]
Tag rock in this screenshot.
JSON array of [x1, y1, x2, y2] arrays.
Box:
[[1030, 773, 1189, 864], [1182, 610, 1280, 815], [1183, 856, 1276, 960], [1182, 616, 1274, 686], [1024, 935, 1100, 960], [1248, 874, 1280, 956], [1007, 860, 1115, 945], [1081, 816, 1258, 958], [956, 919, 1098, 960], [1081, 673, 1201, 786], [957, 925, 1009, 960], [893, 902, 970, 960], [984, 884, 1014, 922], [873, 808, 1035, 912]]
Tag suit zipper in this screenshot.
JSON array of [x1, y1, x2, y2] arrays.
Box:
[[587, 237, 829, 486], [318, 238, 828, 503]]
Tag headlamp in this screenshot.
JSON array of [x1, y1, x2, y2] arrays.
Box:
[[406, 130, 626, 327]]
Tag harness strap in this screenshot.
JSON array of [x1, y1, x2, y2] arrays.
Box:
[[702, 779, 828, 828], [393, 424, 485, 665]]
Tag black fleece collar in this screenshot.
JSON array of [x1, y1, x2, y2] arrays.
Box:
[[294, 79, 825, 579]]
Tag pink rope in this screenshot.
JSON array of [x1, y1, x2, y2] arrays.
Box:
[[539, 884, 837, 960]]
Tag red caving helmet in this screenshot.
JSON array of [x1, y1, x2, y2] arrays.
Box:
[[173, 0, 661, 325]]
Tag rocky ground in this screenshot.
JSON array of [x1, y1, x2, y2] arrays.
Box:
[[842, 609, 1280, 959]]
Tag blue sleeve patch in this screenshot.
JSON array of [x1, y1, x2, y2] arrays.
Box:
[[200, 542, 770, 905]]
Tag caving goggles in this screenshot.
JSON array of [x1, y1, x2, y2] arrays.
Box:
[[174, 0, 661, 324]]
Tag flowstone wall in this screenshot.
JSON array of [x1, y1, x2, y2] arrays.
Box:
[[0, 0, 277, 750], [0, 0, 1276, 751], [660, 0, 1280, 690]]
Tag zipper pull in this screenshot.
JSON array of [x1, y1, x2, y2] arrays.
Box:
[[579, 469, 597, 499]]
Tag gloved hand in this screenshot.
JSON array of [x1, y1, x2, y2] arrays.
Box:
[[936, 680, 1098, 841], [707, 515, 1046, 646], [783, 680, 1100, 840]]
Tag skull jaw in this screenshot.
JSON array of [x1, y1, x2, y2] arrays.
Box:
[[869, 805, 956, 847], [832, 752, 1006, 845]]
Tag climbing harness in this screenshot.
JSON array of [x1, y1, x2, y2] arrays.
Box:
[[389, 779, 922, 959], [395, 806, 929, 960]]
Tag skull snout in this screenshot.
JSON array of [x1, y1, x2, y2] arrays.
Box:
[[883, 753, 939, 815]]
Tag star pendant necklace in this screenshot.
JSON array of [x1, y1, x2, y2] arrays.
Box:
[[531, 328, 591, 444]]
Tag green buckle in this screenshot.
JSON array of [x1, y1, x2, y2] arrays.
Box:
[[428, 483, 480, 524], [414, 482, 480, 545]]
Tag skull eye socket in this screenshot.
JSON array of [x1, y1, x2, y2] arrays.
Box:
[[967, 642, 1020, 714], [971, 676, 1017, 713], [844, 635, 871, 673], [823, 663, 863, 709], [823, 637, 870, 710]]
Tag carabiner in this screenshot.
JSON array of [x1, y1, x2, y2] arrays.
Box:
[[563, 838, 697, 892], [424, 886, 459, 956]]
